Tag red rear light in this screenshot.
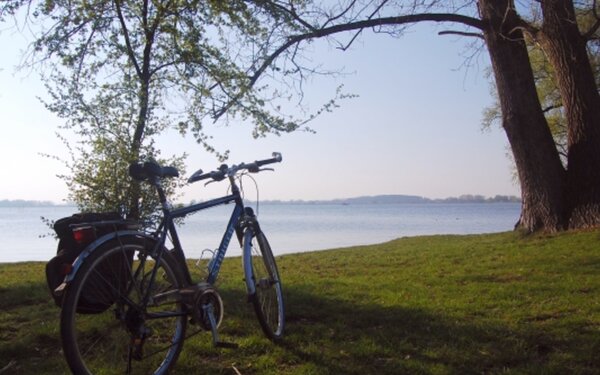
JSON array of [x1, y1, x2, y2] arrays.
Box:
[[60, 263, 73, 276], [72, 226, 96, 244]]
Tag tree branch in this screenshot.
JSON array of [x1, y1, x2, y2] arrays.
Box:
[[266, 0, 317, 32], [322, 0, 360, 28], [542, 103, 561, 113], [507, 13, 539, 41], [213, 12, 483, 120], [113, 0, 142, 78], [337, 0, 391, 51], [438, 30, 484, 39]]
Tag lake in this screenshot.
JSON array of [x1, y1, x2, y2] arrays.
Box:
[[0, 202, 521, 263]]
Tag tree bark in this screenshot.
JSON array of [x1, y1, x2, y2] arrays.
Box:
[[478, 0, 566, 231], [122, 0, 157, 221], [536, 0, 600, 228]]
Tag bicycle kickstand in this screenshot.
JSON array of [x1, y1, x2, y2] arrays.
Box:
[[202, 303, 238, 349]]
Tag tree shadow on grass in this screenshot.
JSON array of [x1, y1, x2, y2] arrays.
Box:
[[3, 275, 597, 374], [0, 280, 66, 374], [0, 282, 51, 310], [219, 283, 600, 375]]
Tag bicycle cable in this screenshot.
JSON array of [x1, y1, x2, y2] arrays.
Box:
[[239, 172, 260, 217]]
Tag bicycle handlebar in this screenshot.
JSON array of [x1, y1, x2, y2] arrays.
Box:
[[187, 152, 282, 184]]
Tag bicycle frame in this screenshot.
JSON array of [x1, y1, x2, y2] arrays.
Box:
[[63, 179, 253, 297], [161, 193, 245, 286]]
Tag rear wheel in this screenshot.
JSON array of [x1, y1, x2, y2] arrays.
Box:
[[243, 229, 285, 340], [60, 236, 187, 374]]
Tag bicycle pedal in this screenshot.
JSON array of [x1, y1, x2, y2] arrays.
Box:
[[215, 341, 238, 349]]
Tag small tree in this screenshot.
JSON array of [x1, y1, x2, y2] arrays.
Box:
[[18, 0, 330, 221], [43, 71, 186, 223]]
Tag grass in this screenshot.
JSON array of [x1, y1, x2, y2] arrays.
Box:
[[1, 230, 600, 374]]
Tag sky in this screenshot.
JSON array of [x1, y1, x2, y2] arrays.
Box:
[[0, 21, 520, 204]]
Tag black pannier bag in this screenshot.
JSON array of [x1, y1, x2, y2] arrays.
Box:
[[45, 212, 138, 312]]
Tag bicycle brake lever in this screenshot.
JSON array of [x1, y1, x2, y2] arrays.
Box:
[[258, 168, 274, 172], [204, 180, 218, 187]]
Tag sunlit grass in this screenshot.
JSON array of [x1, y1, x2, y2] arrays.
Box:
[[2, 229, 600, 373]]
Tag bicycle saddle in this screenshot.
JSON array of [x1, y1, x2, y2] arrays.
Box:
[[129, 161, 179, 181]]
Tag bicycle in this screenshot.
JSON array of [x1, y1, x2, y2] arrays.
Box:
[[56, 152, 285, 374]]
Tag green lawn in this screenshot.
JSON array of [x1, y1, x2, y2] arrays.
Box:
[[1, 230, 600, 374]]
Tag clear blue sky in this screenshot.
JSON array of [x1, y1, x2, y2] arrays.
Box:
[[0, 22, 520, 204]]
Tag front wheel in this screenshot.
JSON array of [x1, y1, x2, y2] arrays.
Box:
[[243, 229, 285, 340]]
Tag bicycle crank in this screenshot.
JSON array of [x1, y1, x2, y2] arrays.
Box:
[[187, 283, 237, 348]]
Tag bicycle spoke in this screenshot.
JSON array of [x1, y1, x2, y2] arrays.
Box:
[[245, 230, 285, 340], [61, 241, 187, 374]]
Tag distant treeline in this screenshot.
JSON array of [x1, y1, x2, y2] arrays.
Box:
[[432, 194, 521, 203], [5, 195, 521, 208], [259, 194, 521, 205], [0, 199, 61, 207]]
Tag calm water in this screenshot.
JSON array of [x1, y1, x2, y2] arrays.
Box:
[[0, 202, 521, 263]]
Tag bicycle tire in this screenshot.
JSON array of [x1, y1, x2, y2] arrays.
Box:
[[243, 229, 285, 340], [60, 236, 187, 374]]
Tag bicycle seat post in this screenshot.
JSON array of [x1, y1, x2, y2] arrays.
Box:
[[150, 177, 171, 213]]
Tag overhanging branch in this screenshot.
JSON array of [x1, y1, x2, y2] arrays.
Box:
[[439, 30, 484, 39], [213, 12, 483, 120]]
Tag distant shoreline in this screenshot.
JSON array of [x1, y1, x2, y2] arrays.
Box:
[[0, 199, 71, 207], [258, 194, 520, 205], [1, 194, 521, 208]]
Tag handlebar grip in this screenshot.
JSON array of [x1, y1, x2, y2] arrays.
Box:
[[255, 152, 283, 167], [187, 170, 225, 183], [210, 170, 226, 181], [188, 164, 229, 183], [187, 169, 205, 183]]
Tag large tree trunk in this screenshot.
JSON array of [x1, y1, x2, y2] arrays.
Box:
[[536, 0, 600, 228], [478, 0, 566, 231]]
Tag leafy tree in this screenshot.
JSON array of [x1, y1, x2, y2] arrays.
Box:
[[225, 0, 600, 232], [14, 0, 335, 221], [42, 74, 186, 224]]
